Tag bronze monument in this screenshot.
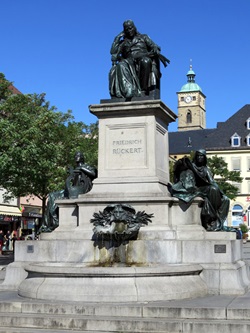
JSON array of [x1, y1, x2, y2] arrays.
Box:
[[109, 20, 170, 100], [170, 149, 230, 231]]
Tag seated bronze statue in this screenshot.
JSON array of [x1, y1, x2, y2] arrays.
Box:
[[170, 149, 230, 231], [109, 20, 170, 100], [65, 151, 97, 199], [41, 152, 97, 232]]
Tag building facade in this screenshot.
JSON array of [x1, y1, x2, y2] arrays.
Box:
[[0, 188, 21, 236], [169, 67, 250, 227], [19, 195, 43, 238]]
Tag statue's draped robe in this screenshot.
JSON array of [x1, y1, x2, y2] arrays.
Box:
[[44, 163, 97, 231], [109, 33, 161, 98], [171, 157, 229, 230]]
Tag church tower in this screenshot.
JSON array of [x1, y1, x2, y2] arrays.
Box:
[[177, 65, 206, 131]]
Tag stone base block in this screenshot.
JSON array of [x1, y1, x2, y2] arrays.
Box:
[[14, 238, 182, 265], [201, 260, 250, 295], [182, 238, 241, 264], [0, 262, 28, 291]]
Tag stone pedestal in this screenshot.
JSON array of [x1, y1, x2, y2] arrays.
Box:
[[87, 100, 176, 198], [1, 100, 249, 300]]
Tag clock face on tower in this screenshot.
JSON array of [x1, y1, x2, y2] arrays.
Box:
[[184, 96, 192, 103]]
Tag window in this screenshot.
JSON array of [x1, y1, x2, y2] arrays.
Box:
[[186, 111, 192, 123], [231, 157, 241, 171], [246, 134, 250, 146], [247, 157, 250, 171], [181, 97, 184, 101], [233, 137, 240, 146], [231, 133, 241, 147], [233, 204, 243, 210], [231, 204, 243, 227], [247, 117, 250, 130], [232, 182, 241, 194], [193, 96, 196, 101]]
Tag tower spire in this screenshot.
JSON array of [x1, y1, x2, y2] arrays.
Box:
[[187, 60, 196, 83], [177, 61, 206, 131], [190, 58, 192, 70]]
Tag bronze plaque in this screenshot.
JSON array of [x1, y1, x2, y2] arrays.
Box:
[[214, 244, 226, 253]]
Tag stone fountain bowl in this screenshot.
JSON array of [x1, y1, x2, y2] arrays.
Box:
[[18, 262, 208, 302]]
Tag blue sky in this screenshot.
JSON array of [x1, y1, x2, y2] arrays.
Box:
[[1, 0, 250, 132]]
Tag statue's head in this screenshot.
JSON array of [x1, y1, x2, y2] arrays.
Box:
[[193, 149, 207, 166], [74, 151, 84, 163], [123, 20, 137, 38]]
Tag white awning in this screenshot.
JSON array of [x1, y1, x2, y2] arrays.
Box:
[[0, 206, 22, 216]]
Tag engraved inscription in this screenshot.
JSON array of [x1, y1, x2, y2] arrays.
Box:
[[106, 125, 147, 169], [112, 139, 143, 155]]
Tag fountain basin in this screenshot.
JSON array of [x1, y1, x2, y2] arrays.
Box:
[[18, 263, 207, 302]]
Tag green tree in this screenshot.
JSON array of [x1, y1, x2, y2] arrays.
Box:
[[0, 77, 98, 220], [169, 159, 175, 183], [207, 155, 242, 200], [0, 73, 13, 102]]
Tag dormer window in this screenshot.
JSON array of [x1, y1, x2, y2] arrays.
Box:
[[247, 134, 250, 146], [231, 133, 241, 147], [247, 117, 250, 130]]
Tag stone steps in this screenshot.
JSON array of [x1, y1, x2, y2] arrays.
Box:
[[0, 329, 109, 333], [0, 312, 178, 332], [0, 294, 250, 332], [243, 242, 250, 266], [0, 311, 249, 333], [243, 242, 250, 256]]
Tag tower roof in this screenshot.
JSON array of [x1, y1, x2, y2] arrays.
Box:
[[179, 64, 202, 92]]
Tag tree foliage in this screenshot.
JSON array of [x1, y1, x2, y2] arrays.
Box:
[[0, 73, 13, 101], [169, 160, 175, 183], [207, 155, 242, 200], [0, 73, 98, 218]]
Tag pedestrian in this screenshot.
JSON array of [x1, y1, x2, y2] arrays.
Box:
[[0, 230, 4, 254], [5, 230, 11, 251], [12, 232, 17, 253]]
